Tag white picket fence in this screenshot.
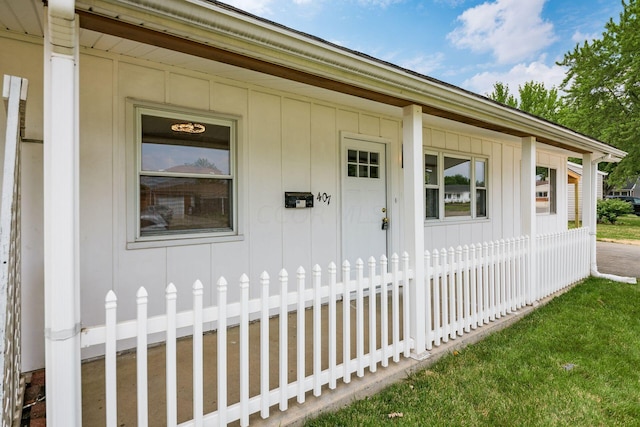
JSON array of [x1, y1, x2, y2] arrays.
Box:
[[535, 227, 590, 301], [81, 228, 591, 426], [424, 236, 529, 349], [80, 254, 413, 426], [423, 227, 590, 350]]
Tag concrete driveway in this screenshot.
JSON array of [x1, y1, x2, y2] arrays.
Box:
[[596, 241, 640, 279]]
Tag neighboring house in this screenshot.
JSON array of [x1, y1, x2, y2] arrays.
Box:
[[0, 0, 627, 425], [608, 176, 640, 198], [567, 161, 606, 221]]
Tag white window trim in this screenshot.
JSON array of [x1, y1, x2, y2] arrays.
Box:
[[424, 150, 489, 223], [125, 100, 243, 249]]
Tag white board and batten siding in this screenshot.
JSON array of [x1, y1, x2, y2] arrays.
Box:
[[79, 53, 407, 358]]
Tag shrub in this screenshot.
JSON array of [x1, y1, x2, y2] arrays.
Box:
[[597, 198, 633, 224]]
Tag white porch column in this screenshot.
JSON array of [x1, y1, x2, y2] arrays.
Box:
[[44, 2, 82, 426], [582, 153, 597, 272], [402, 105, 426, 356], [520, 136, 536, 304]]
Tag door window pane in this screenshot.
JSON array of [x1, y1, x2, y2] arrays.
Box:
[[347, 149, 380, 179]]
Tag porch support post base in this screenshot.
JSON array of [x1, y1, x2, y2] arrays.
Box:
[[410, 351, 431, 361]]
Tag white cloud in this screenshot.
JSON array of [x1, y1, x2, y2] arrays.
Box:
[[447, 0, 556, 64], [461, 59, 567, 97], [572, 30, 600, 44], [401, 52, 445, 75]]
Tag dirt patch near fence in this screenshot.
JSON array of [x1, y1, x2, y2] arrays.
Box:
[[598, 238, 640, 246]]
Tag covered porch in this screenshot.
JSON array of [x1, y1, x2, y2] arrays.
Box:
[[76, 227, 590, 426], [0, 0, 632, 426]]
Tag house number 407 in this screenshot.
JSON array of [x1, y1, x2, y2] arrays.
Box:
[[317, 192, 331, 205]]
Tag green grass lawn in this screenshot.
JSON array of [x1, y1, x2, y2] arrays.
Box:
[[306, 277, 640, 426], [596, 214, 640, 241]]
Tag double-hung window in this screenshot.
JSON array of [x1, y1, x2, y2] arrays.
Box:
[[425, 151, 488, 220], [135, 106, 236, 239], [535, 166, 556, 214]]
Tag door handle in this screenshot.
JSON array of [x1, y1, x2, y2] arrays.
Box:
[[381, 217, 389, 230]]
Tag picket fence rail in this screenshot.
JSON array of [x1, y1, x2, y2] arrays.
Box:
[[81, 228, 591, 426], [81, 253, 413, 427]]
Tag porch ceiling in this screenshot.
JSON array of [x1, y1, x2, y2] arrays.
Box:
[[1, 0, 627, 159]]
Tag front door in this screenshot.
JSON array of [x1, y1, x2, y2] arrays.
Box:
[[342, 136, 388, 264]]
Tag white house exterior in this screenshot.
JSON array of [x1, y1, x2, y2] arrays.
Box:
[[0, 0, 628, 425], [567, 161, 606, 221]]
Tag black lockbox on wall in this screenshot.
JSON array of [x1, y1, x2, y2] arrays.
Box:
[[284, 192, 314, 208]]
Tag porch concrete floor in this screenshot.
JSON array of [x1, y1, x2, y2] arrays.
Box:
[[81, 297, 405, 426], [81, 291, 560, 426]]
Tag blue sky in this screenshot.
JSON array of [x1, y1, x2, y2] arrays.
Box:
[[221, 0, 623, 97]]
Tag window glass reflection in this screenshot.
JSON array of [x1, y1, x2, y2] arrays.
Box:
[[444, 157, 471, 217]]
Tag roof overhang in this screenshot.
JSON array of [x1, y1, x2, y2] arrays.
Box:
[[74, 0, 626, 159]]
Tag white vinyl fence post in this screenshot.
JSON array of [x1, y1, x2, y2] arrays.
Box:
[[296, 267, 306, 404], [217, 277, 228, 425], [136, 287, 148, 427], [279, 269, 288, 410], [380, 255, 389, 365], [368, 257, 377, 373], [165, 284, 177, 427], [355, 259, 364, 378], [342, 261, 351, 383], [260, 272, 270, 419], [391, 254, 400, 360], [104, 291, 117, 427], [240, 274, 250, 427], [328, 263, 337, 389], [424, 251, 433, 350], [402, 252, 411, 358], [192, 280, 204, 427], [312, 264, 322, 397]]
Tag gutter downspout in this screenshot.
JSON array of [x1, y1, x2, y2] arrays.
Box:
[[586, 154, 636, 284]]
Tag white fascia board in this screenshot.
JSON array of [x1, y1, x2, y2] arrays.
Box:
[[78, 0, 627, 159], [567, 161, 608, 177]]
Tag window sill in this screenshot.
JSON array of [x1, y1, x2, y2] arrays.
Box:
[[127, 234, 245, 250], [424, 217, 491, 227]]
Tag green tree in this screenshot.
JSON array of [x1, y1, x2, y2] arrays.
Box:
[[444, 174, 470, 185], [487, 81, 564, 122], [189, 157, 218, 170], [487, 82, 517, 108], [558, 0, 640, 187]]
